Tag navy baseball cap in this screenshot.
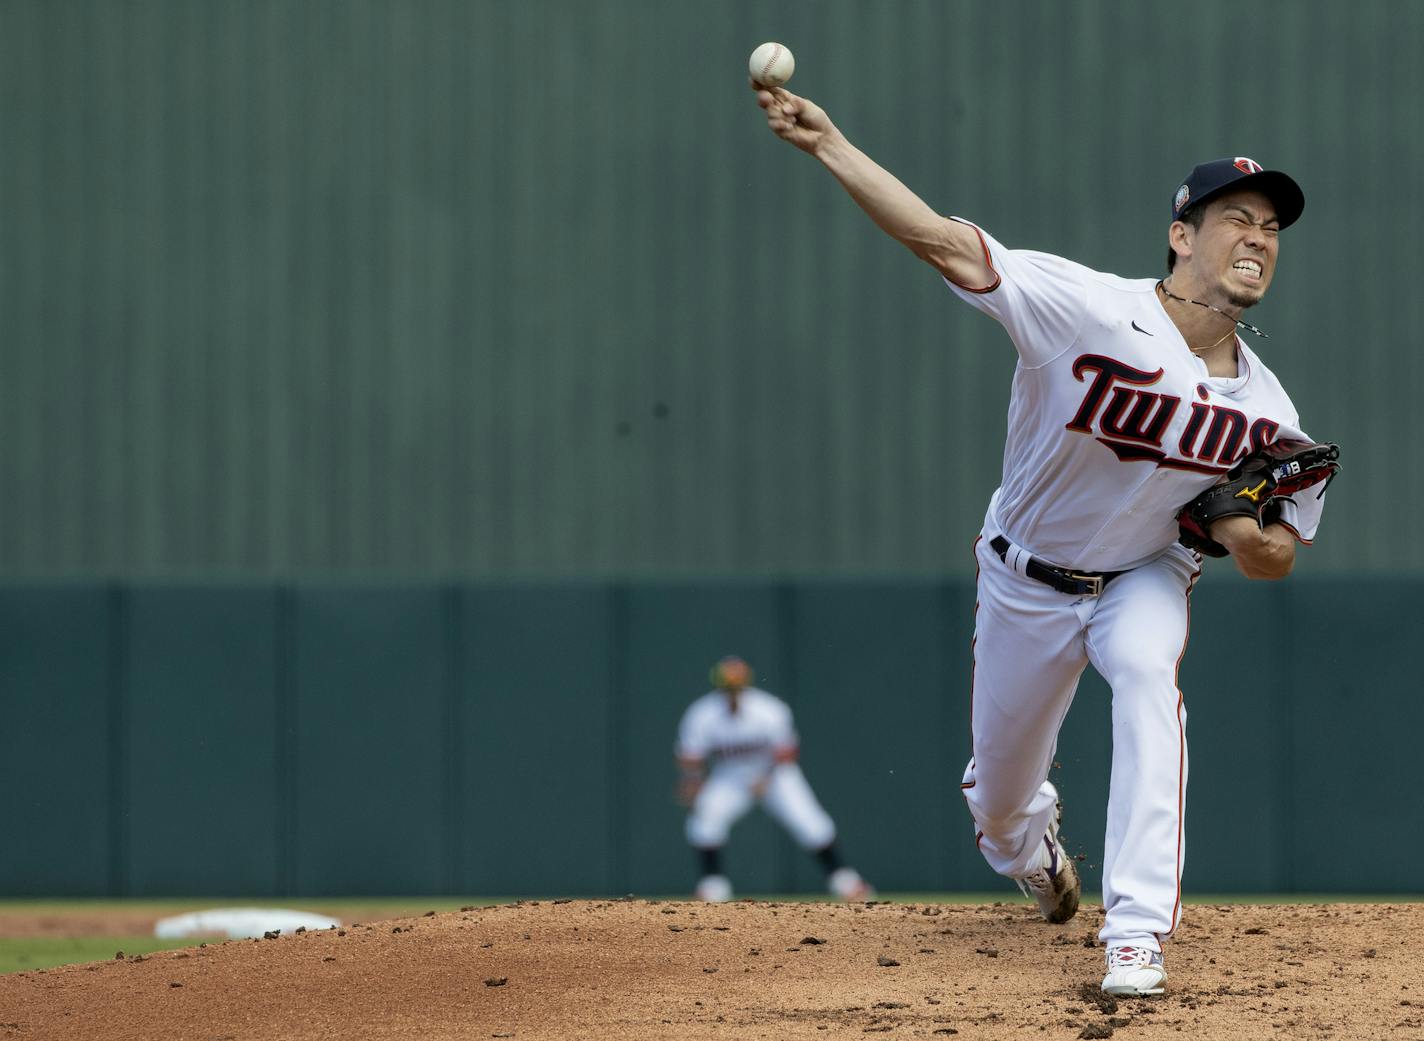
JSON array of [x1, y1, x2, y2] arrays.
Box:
[[1171, 157, 1305, 229]]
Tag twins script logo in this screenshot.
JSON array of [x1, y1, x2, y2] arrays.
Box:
[[1065, 355, 1280, 474]]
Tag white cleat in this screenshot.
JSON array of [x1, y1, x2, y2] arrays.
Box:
[[827, 866, 874, 901], [1102, 944, 1167, 996], [1013, 815, 1080, 924], [694, 874, 733, 903]]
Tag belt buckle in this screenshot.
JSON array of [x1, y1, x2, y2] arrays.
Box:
[[1068, 572, 1104, 597]]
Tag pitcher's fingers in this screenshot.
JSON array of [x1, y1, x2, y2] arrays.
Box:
[[768, 101, 797, 127], [777, 97, 804, 126]]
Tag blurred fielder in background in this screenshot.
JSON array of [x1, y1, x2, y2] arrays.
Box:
[[676, 656, 873, 903]]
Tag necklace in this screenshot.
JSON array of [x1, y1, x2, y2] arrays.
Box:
[[1156, 280, 1270, 339], [1186, 326, 1238, 355]]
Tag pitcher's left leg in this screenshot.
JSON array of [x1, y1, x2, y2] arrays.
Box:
[[1085, 546, 1201, 950]]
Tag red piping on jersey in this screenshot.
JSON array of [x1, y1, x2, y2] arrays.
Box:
[[1275, 517, 1313, 545], [945, 220, 1002, 294], [1166, 562, 1202, 938]]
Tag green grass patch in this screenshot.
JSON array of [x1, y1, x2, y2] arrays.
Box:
[[0, 936, 198, 974], [0, 897, 507, 916]]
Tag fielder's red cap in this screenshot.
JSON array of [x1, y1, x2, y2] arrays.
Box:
[[1171, 157, 1305, 229]]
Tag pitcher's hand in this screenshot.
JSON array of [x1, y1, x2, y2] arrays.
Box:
[[754, 85, 840, 156]]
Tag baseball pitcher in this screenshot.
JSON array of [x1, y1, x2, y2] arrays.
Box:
[[752, 83, 1336, 997]]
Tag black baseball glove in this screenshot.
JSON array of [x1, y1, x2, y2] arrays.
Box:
[[1177, 439, 1341, 557]]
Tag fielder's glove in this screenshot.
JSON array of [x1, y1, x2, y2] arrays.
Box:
[[1177, 439, 1341, 557]]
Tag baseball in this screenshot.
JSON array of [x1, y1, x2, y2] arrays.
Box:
[[748, 41, 795, 88]]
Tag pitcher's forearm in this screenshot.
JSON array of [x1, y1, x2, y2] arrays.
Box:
[[1212, 517, 1296, 580], [814, 134, 987, 281], [816, 135, 940, 244]]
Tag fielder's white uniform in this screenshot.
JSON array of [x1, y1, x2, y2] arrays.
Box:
[[676, 687, 837, 851], [945, 221, 1328, 953]]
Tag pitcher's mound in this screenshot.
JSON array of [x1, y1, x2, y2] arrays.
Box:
[[2, 899, 1414, 1040]]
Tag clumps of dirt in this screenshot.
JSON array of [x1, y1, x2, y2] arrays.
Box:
[[0, 901, 1417, 1040], [1077, 981, 1119, 1014]]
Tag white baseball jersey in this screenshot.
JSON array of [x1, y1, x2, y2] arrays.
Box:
[[676, 688, 797, 780], [944, 219, 1329, 572]]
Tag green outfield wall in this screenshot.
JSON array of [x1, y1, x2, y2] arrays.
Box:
[[2, 576, 1416, 898], [0, 0, 1419, 579]]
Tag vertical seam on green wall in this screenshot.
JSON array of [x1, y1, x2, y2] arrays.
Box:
[[444, 584, 463, 894], [941, 578, 967, 883], [609, 582, 628, 895], [275, 585, 294, 897], [1278, 580, 1296, 893], [777, 581, 798, 895], [107, 583, 128, 898]]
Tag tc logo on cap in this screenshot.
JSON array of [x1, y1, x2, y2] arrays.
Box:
[[1173, 184, 1191, 214], [1234, 157, 1264, 174]]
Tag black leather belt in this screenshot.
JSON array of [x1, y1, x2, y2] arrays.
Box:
[[989, 535, 1124, 597]]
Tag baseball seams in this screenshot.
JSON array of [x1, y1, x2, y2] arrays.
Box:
[[749, 41, 794, 89], [758, 44, 784, 84]]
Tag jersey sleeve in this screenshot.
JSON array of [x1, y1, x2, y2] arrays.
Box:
[[675, 703, 708, 760], [941, 219, 1091, 368], [1260, 416, 1332, 545], [1273, 487, 1328, 545]]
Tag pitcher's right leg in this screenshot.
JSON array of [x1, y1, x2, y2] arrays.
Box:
[[962, 536, 1092, 880]]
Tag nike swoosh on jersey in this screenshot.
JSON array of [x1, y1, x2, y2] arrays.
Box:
[[1130, 320, 1154, 336]]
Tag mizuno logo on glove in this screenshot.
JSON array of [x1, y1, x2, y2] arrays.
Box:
[[1234, 480, 1269, 503]]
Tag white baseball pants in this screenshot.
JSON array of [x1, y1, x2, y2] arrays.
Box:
[[962, 534, 1201, 951], [686, 762, 836, 850]]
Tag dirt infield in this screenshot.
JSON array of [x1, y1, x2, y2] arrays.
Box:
[[1, 900, 1420, 1040]]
